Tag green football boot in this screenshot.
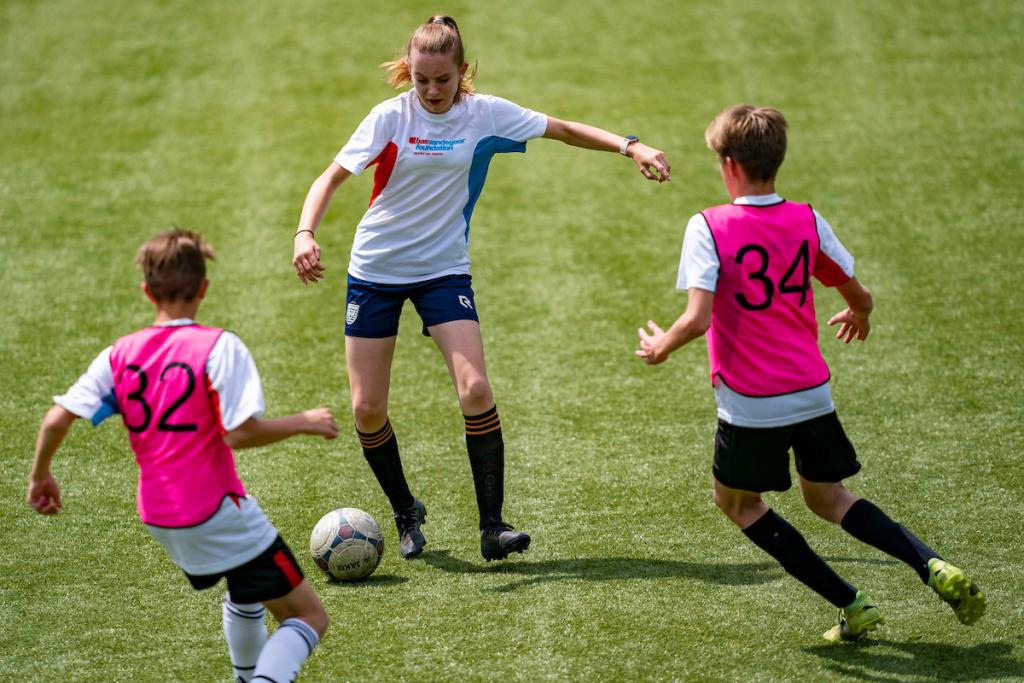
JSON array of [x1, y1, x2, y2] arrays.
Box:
[[823, 591, 885, 642], [928, 558, 987, 625]]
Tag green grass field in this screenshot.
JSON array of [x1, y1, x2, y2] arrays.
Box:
[[3, 1, 1023, 680]]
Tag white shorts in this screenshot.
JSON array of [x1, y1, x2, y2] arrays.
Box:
[[145, 495, 278, 575]]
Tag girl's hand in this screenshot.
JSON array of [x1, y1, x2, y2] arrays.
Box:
[[629, 143, 671, 183], [293, 232, 326, 285], [27, 474, 63, 515], [827, 308, 871, 343]]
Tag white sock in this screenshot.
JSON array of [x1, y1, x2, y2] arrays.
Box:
[[222, 597, 268, 682], [251, 618, 320, 683]]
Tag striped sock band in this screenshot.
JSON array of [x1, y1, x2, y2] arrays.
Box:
[[251, 618, 321, 683], [357, 419, 414, 513], [358, 420, 395, 449], [465, 406, 500, 436]]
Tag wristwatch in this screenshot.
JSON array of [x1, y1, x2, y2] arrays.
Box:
[[619, 135, 639, 156]]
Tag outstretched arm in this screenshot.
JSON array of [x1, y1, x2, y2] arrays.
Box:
[[542, 116, 671, 182], [828, 277, 873, 343], [636, 288, 714, 365], [293, 163, 352, 285], [27, 405, 79, 515], [224, 407, 339, 450]]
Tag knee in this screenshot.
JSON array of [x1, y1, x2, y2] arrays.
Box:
[[351, 394, 387, 430], [713, 488, 752, 526], [457, 375, 493, 412], [801, 485, 850, 523]]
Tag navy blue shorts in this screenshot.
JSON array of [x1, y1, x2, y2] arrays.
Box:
[[712, 412, 862, 493], [345, 274, 479, 338]]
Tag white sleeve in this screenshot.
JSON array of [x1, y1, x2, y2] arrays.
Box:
[[54, 347, 118, 426], [813, 210, 855, 285], [206, 332, 265, 432], [676, 213, 720, 291], [335, 103, 398, 176], [484, 95, 548, 143]]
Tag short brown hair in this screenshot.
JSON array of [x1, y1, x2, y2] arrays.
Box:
[[381, 15, 477, 97], [135, 228, 215, 302], [705, 104, 788, 182]]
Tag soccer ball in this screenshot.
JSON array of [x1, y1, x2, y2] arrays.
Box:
[[309, 508, 385, 581]]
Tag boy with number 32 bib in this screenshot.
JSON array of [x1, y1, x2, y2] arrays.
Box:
[[635, 105, 986, 641], [27, 229, 339, 682]]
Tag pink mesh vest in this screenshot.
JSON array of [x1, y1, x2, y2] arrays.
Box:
[[703, 201, 830, 397], [109, 324, 245, 527]]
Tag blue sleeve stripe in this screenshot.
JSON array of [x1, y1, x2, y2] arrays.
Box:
[[463, 136, 527, 241], [91, 391, 119, 426]]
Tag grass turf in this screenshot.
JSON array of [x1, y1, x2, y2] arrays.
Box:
[[2, 0, 1022, 680]]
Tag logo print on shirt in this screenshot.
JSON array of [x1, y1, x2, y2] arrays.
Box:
[[409, 136, 466, 157], [458, 295, 473, 310], [346, 303, 360, 324]]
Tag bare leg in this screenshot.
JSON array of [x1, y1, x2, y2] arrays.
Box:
[[345, 335, 397, 432], [427, 319, 494, 415]]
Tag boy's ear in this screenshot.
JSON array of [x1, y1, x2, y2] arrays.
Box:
[[196, 278, 209, 301], [723, 156, 746, 181], [141, 282, 157, 304]]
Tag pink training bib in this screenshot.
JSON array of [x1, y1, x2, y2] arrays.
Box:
[[702, 201, 829, 397], [109, 324, 245, 527]]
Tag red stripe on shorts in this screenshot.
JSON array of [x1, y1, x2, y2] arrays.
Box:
[[273, 550, 302, 589]]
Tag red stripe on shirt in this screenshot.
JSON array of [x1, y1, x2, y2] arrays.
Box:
[[368, 141, 398, 206], [273, 550, 303, 589], [205, 373, 228, 437]]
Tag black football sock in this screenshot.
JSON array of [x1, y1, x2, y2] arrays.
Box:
[[358, 420, 414, 513], [841, 498, 940, 584], [465, 406, 504, 529], [743, 509, 859, 608]]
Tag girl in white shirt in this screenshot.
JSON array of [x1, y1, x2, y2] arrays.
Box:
[[292, 15, 670, 562]]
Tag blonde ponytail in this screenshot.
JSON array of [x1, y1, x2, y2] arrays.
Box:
[[381, 15, 476, 96]]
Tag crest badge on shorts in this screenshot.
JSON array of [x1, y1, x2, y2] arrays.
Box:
[[346, 302, 360, 325]]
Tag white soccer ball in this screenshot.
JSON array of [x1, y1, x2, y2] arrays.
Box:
[[309, 508, 384, 581]]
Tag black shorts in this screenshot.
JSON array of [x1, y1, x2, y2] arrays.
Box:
[[713, 411, 861, 493], [184, 535, 305, 604]]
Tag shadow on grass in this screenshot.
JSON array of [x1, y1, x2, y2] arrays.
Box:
[[417, 550, 755, 592], [324, 573, 410, 588], [803, 638, 1023, 682], [420, 550, 898, 592]]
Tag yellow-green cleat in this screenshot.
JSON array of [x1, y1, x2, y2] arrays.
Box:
[[928, 558, 986, 625], [823, 591, 885, 642]]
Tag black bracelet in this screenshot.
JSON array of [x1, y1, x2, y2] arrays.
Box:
[[294, 229, 314, 238]]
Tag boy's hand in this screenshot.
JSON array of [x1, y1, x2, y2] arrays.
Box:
[[27, 474, 63, 515], [828, 308, 870, 344], [293, 233, 326, 285], [628, 144, 672, 183], [303, 407, 339, 440], [636, 320, 670, 365]]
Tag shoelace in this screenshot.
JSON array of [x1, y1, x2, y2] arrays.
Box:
[[394, 508, 421, 532], [483, 521, 515, 536]]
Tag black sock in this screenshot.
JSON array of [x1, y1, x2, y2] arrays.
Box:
[[743, 509, 858, 608], [841, 498, 940, 584], [465, 406, 504, 529], [358, 420, 414, 513]]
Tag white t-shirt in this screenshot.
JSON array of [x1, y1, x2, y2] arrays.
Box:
[[336, 90, 549, 284], [677, 194, 856, 427], [55, 319, 265, 431]]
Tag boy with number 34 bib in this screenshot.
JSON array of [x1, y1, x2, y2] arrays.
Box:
[[635, 105, 986, 641], [27, 229, 338, 682]]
